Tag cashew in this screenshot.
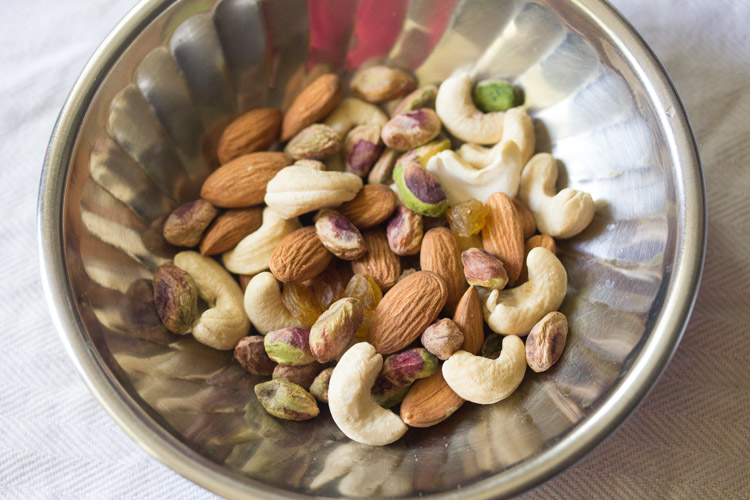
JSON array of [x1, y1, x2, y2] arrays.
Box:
[[328, 342, 407, 446], [457, 107, 536, 167], [264, 166, 363, 219], [442, 335, 526, 404], [173, 251, 250, 350], [222, 207, 301, 275], [519, 153, 595, 238], [435, 72, 504, 144], [426, 140, 523, 204], [243, 272, 304, 335], [323, 97, 389, 137], [483, 247, 567, 335]]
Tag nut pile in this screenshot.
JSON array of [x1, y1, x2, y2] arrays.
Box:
[[152, 65, 595, 446]]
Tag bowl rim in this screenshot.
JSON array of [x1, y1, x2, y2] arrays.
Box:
[[38, 0, 705, 498]]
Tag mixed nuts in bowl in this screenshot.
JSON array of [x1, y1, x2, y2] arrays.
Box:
[[39, 0, 704, 498]]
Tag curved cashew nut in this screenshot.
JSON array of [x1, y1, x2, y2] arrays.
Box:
[[264, 166, 363, 219], [519, 153, 595, 238], [484, 247, 567, 335], [442, 335, 526, 404], [426, 140, 522, 204], [173, 251, 250, 350], [435, 72, 504, 144], [243, 272, 304, 334], [458, 107, 536, 167], [323, 97, 389, 137], [328, 342, 407, 446], [222, 207, 301, 274]]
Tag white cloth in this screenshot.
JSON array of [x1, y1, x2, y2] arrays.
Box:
[[1, 0, 748, 498]]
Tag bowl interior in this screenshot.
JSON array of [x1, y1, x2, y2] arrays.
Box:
[[44, 0, 702, 498]]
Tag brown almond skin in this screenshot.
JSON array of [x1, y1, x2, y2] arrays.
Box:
[[482, 192, 525, 285], [199, 206, 263, 255], [420, 227, 467, 315], [282, 73, 342, 141], [400, 366, 464, 428], [351, 230, 401, 291], [516, 234, 557, 285], [269, 227, 334, 283], [201, 152, 292, 208], [513, 198, 536, 240], [453, 286, 484, 355], [338, 184, 398, 230], [216, 108, 282, 165], [368, 271, 447, 354]]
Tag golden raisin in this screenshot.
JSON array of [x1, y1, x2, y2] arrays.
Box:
[[446, 199, 488, 237], [309, 265, 346, 310], [344, 274, 383, 314], [281, 283, 323, 327]]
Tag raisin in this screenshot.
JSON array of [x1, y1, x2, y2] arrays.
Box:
[[344, 274, 383, 314], [446, 199, 488, 237], [281, 283, 323, 327], [309, 265, 346, 310]]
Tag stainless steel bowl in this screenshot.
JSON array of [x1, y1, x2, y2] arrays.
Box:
[[38, 0, 705, 498]]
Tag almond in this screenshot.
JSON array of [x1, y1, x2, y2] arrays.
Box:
[[338, 184, 397, 230], [453, 286, 484, 355], [281, 73, 342, 141], [350, 230, 401, 290], [269, 226, 333, 283], [216, 108, 282, 164], [368, 271, 447, 354], [516, 234, 557, 285], [482, 192, 525, 284], [199, 206, 263, 255], [399, 366, 464, 428], [513, 198, 536, 240], [201, 152, 292, 208], [420, 227, 467, 315]]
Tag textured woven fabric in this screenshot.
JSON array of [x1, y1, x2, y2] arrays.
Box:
[[1, 0, 748, 498]]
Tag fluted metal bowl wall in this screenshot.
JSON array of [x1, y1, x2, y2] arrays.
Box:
[[39, 0, 704, 498]]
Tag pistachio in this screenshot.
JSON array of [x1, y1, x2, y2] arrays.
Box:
[[344, 124, 384, 177], [393, 160, 449, 217], [273, 362, 327, 390], [420, 318, 464, 361], [525, 311, 568, 372], [350, 65, 416, 103], [234, 335, 276, 376], [386, 205, 423, 256], [163, 199, 219, 247], [381, 108, 442, 151], [472, 79, 521, 112], [264, 327, 315, 366], [381, 348, 438, 387], [284, 124, 342, 160], [309, 297, 365, 363], [372, 376, 411, 408], [482, 334, 503, 359], [152, 264, 199, 334], [314, 209, 366, 260], [367, 148, 399, 185], [254, 379, 320, 421], [392, 84, 438, 117], [309, 367, 334, 403], [397, 137, 451, 167], [294, 159, 327, 171], [461, 247, 509, 290]]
